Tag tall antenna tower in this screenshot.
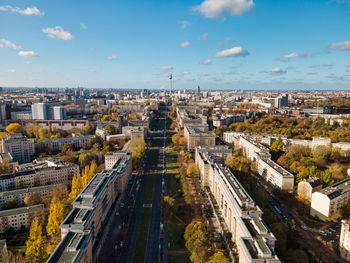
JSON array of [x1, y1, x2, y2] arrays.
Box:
[[169, 73, 173, 95]]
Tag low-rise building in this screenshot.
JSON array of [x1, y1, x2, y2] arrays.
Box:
[[0, 134, 35, 164], [297, 177, 322, 201], [340, 219, 350, 262], [0, 204, 44, 233], [311, 178, 350, 221], [47, 153, 132, 263]]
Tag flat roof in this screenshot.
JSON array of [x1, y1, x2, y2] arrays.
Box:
[[0, 204, 44, 217]]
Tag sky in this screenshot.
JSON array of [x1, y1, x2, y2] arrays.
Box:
[[0, 0, 350, 90]]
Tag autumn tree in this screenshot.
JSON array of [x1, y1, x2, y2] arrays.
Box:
[[69, 174, 84, 200], [3, 199, 18, 210], [186, 163, 198, 177], [161, 196, 176, 219], [270, 137, 283, 153], [61, 143, 74, 154], [26, 219, 47, 263], [24, 192, 42, 206], [211, 251, 229, 263], [46, 198, 64, 240], [6, 123, 22, 134], [105, 124, 116, 135]]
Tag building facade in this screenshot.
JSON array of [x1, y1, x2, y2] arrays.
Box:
[[340, 219, 350, 262], [0, 134, 35, 164]]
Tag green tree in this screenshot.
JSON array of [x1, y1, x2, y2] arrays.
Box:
[[91, 135, 104, 149], [161, 196, 176, 219], [25, 219, 47, 262], [105, 124, 116, 135]]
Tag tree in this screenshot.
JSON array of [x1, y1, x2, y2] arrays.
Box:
[[38, 127, 49, 140], [24, 193, 42, 206], [91, 136, 104, 149], [3, 199, 18, 210], [341, 203, 350, 218], [187, 163, 198, 177], [6, 123, 22, 134], [61, 143, 74, 154], [211, 251, 229, 263], [69, 174, 83, 200], [270, 137, 284, 153], [105, 124, 116, 135], [89, 160, 98, 179], [25, 219, 47, 263], [161, 196, 176, 218], [46, 198, 64, 240], [81, 124, 95, 135]]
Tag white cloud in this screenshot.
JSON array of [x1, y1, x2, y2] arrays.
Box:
[[178, 20, 190, 29], [200, 59, 212, 65], [283, 52, 299, 60], [80, 23, 87, 29], [0, 39, 21, 49], [193, 0, 255, 18], [269, 67, 286, 74], [180, 41, 190, 48], [107, 55, 118, 60], [215, 46, 249, 57], [18, 51, 37, 57], [201, 72, 209, 76], [0, 5, 44, 16], [202, 33, 208, 40], [8, 69, 15, 73], [160, 66, 173, 70], [0, 43, 3, 48], [182, 71, 190, 75], [42, 26, 74, 40], [330, 41, 350, 51]]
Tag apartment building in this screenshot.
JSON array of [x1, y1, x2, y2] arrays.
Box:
[[311, 178, 350, 221], [0, 184, 58, 209], [0, 204, 44, 233], [340, 219, 350, 262], [0, 158, 79, 192], [184, 124, 215, 150], [34, 134, 94, 153], [297, 177, 322, 202], [195, 146, 232, 188], [47, 153, 132, 263], [237, 136, 294, 193], [0, 134, 35, 164], [196, 152, 280, 263]]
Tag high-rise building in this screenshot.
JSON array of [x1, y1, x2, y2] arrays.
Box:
[[31, 103, 48, 120], [0, 134, 35, 164], [195, 85, 200, 97], [53, 106, 66, 120]]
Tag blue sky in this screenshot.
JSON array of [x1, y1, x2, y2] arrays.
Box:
[[0, 0, 349, 90]]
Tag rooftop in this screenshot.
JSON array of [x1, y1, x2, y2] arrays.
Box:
[[319, 178, 350, 200], [0, 204, 44, 217]]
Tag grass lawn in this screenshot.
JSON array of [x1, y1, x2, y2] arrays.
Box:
[[167, 217, 185, 251], [168, 253, 191, 263], [132, 207, 152, 263], [167, 148, 179, 169], [144, 171, 156, 204]]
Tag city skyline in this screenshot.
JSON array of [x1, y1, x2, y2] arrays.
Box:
[[1, 0, 350, 90]]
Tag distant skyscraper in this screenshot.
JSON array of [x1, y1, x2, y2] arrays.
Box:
[[169, 74, 173, 94], [53, 106, 66, 120], [195, 85, 200, 97], [32, 103, 48, 120]]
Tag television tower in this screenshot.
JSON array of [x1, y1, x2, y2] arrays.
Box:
[[169, 73, 173, 95]]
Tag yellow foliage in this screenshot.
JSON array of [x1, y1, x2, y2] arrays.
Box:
[[6, 123, 22, 134], [26, 219, 47, 262]]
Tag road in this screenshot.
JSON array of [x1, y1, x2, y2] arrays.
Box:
[[98, 104, 168, 263]]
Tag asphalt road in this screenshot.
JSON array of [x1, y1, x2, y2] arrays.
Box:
[[144, 107, 167, 263]]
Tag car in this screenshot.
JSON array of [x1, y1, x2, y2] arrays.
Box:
[[116, 212, 119, 216], [301, 225, 307, 230], [120, 202, 125, 208], [319, 231, 326, 236]]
